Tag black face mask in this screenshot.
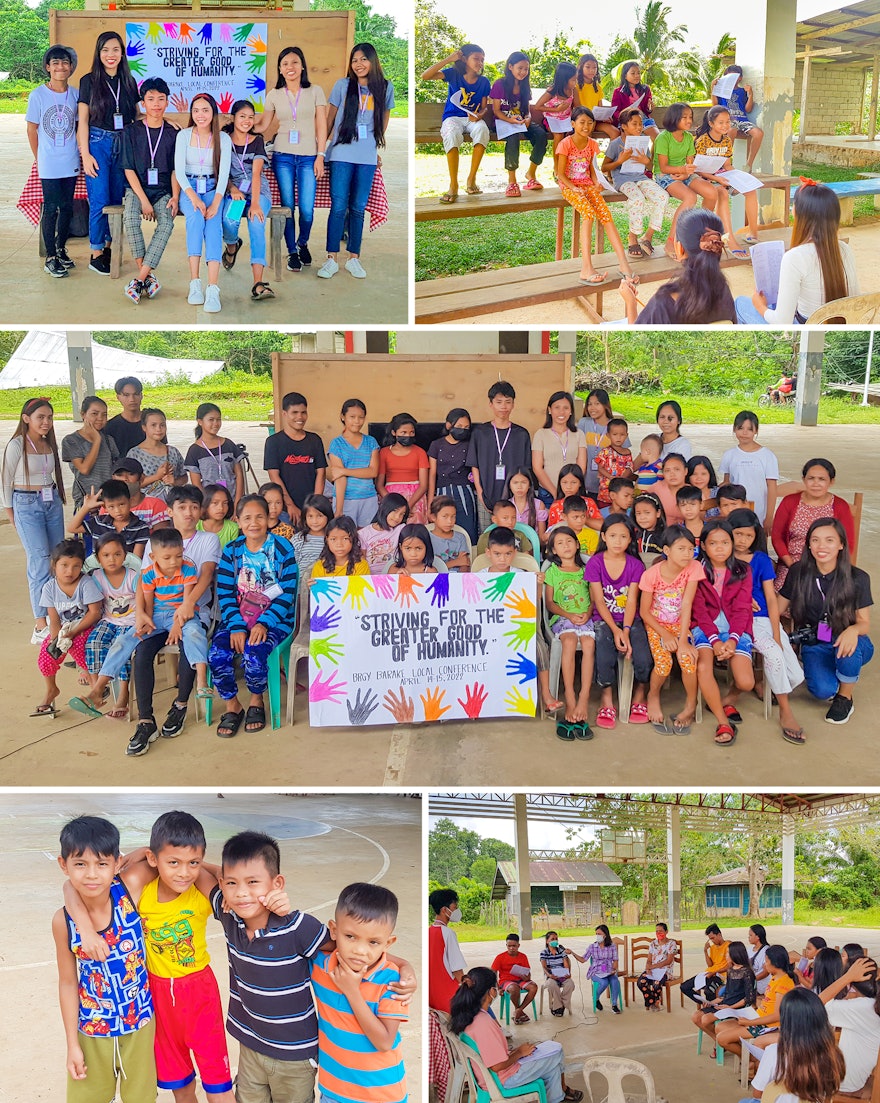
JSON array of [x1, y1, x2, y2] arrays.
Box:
[[450, 427, 471, 442], [395, 435, 415, 447]]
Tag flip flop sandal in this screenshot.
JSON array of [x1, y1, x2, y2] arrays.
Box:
[[651, 719, 674, 735], [514, 1014, 530, 1024], [69, 696, 103, 719], [596, 706, 617, 728], [714, 722, 737, 746], [670, 713, 692, 735], [743, 235, 759, 243], [30, 702, 58, 717], [556, 721, 577, 741], [731, 249, 750, 260], [617, 270, 641, 284], [574, 722, 594, 740], [564, 1091, 584, 1102], [782, 727, 806, 746], [523, 178, 543, 190], [196, 686, 215, 699], [217, 710, 245, 739], [245, 705, 267, 733], [105, 707, 130, 721], [439, 192, 458, 203], [723, 705, 744, 724], [628, 244, 644, 258], [629, 702, 649, 723], [505, 183, 522, 197], [251, 282, 276, 300], [466, 184, 482, 194], [222, 238, 242, 270], [638, 237, 657, 257], [579, 272, 608, 285]]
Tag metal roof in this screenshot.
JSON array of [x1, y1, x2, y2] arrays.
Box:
[[797, 0, 880, 65], [496, 860, 623, 888], [706, 867, 780, 886]]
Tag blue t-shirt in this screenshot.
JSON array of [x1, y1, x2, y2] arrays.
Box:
[[441, 67, 491, 122], [748, 550, 776, 618], [718, 85, 750, 124], [26, 83, 80, 178], [327, 79, 396, 166], [328, 434, 379, 500]]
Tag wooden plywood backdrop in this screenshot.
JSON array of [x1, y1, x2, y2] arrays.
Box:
[[272, 354, 574, 443], [51, 10, 354, 129]]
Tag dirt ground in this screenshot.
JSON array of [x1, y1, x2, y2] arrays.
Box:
[[0, 791, 422, 1102]]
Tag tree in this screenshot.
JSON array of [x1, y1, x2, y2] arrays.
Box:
[[479, 837, 515, 862], [469, 857, 498, 886], [414, 0, 466, 102], [311, 0, 407, 101], [515, 32, 596, 90], [604, 2, 691, 101], [429, 818, 482, 884]]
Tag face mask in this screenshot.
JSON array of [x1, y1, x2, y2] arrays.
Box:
[[550, 941, 559, 949], [448, 907, 462, 923], [395, 435, 415, 447], [450, 427, 471, 442]]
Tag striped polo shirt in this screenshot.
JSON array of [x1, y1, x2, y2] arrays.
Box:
[[311, 949, 408, 1103], [140, 559, 198, 613], [210, 886, 328, 1061]]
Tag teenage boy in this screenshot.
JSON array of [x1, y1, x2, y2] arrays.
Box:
[[311, 884, 408, 1103], [52, 815, 155, 1102], [491, 933, 538, 1024], [69, 478, 150, 558], [467, 382, 532, 533], [119, 77, 180, 303], [105, 377, 146, 455], [26, 45, 80, 278], [681, 923, 729, 1004], [263, 391, 327, 523], [112, 457, 170, 528], [716, 484, 748, 518], [600, 477, 636, 519]]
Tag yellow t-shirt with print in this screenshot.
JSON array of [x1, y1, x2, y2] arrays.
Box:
[[139, 878, 212, 978]]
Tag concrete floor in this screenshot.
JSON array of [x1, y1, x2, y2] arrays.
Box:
[[1, 417, 877, 788], [454, 924, 880, 1103], [0, 115, 409, 325], [0, 791, 422, 1102]]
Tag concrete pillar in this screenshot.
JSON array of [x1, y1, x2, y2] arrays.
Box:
[[798, 47, 811, 144], [513, 793, 533, 940], [736, 0, 797, 224], [528, 331, 543, 354], [66, 332, 95, 424], [314, 331, 338, 353], [869, 55, 880, 139], [350, 331, 368, 354], [795, 329, 825, 427], [667, 805, 681, 932], [781, 814, 795, 925]]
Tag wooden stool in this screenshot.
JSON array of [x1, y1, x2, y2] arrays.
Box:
[[103, 204, 125, 278], [267, 205, 292, 280]]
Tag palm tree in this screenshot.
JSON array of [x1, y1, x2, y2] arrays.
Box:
[[602, 1, 689, 96]]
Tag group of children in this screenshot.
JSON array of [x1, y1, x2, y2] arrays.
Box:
[[53, 808, 410, 1103], [28, 36, 393, 308]]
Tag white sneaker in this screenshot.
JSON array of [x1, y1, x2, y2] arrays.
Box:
[[316, 257, 339, 279], [31, 625, 49, 645], [187, 278, 205, 305], [203, 284, 222, 313], [345, 257, 367, 279]]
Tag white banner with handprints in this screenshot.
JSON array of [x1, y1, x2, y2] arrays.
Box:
[[308, 572, 538, 726], [126, 21, 268, 114]]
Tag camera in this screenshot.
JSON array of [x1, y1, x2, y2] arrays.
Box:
[[788, 626, 818, 648]]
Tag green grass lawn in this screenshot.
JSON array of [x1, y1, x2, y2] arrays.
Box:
[[415, 149, 880, 282], [598, 392, 880, 426]]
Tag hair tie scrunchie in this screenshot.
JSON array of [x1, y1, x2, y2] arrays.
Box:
[[799, 176, 820, 188], [699, 230, 724, 256], [462, 975, 473, 988]]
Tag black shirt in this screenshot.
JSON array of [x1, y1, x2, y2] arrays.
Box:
[[120, 120, 179, 202], [780, 561, 873, 628], [78, 72, 139, 132], [428, 436, 471, 486], [105, 413, 146, 456], [465, 421, 532, 509], [263, 430, 327, 510]]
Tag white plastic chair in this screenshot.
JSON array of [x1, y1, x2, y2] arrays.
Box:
[[582, 1056, 660, 1103], [431, 1010, 467, 1103]]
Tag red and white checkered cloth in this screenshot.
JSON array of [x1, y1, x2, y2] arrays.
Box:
[[429, 1012, 451, 1103], [17, 159, 389, 231]]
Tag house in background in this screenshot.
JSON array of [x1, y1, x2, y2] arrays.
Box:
[[705, 867, 783, 917], [494, 859, 623, 926]]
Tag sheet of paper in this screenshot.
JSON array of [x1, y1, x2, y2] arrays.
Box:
[[717, 168, 763, 194], [449, 88, 465, 109], [510, 963, 531, 978], [591, 105, 615, 121], [546, 115, 573, 134], [621, 134, 652, 172], [693, 154, 727, 174], [495, 118, 527, 140], [549, 965, 570, 978], [713, 71, 739, 102], [519, 1041, 561, 1065], [628, 92, 646, 111], [593, 158, 617, 192], [712, 1006, 748, 1021], [750, 239, 785, 309], [692, 971, 708, 990]]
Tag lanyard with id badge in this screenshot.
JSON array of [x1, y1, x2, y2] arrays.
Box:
[[27, 436, 54, 501], [107, 76, 125, 130], [51, 88, 72, 148], [144, 121, 164, 187], [194, 130, 212, 193], [493, 424, 511, 484], [357, 87, 372, 141], [285, 87, 302, 145], [816, 577, 833, 642]]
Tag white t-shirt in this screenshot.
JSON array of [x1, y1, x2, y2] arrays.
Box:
[[26, 83, 80, 178], [142, 530, 221, 624], [826, 997, 880, 1092], [660, 435, 693, 461], [763, 240, 859, 324], [750, 944, 771, 994], [719, 445, 780, 520]]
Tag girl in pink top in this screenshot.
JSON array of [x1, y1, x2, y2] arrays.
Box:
[[357, 492, 408, 572], [503, 467, 547, 543]]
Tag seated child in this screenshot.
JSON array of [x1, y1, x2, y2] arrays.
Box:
[[119, 77, 180, 303], [34, 539, 103, 717], [676, 484, 704, 551], [291, 492, 333, 580], [632, 493, 667, 557], [635, 434, 664, 490], [547, 496, 600, 557], [477, 525, 519, 573], [69, 478, 150, 559], [358, 492, 408, 572], [210, 494, 298, 738], [311, 884, 408, 1103], [638, 524, 703, 733], [79, 532, 138, 721], [197, 483, 240, 548], [686, 455, 721, 518], [259, 481, 296, 539], [475, 499, 533, 557], [311, 516, 370, 579], [429, 495, 471, 571], [716, 483, 748, 518], [111, 457, 171, 529], [547, 464, 603, 529], [594, 419, 634, 507], [503, 466, 548, 544], [52, 815, 155, 1103], [601, 107, 668, 259], [544, 526, 595, 733], [654, 453, 688, 525], [63, 811, 236, 1102], [388, 523, 439, 574], [600, 476, 635, 519]]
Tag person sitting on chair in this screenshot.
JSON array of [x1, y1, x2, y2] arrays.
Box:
[[681, 923, 730, 1005], [539, 931, 574, 1017], [491, 933, 538, 1024]]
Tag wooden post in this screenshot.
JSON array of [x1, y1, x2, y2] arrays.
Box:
[[795, 328, 825, 427], [798, 46, 811, 144], [869, 53, 880, 140]]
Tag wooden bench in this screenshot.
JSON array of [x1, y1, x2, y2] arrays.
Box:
[[416, 225, 794, 324], [791, 176, 880, 225], [102, 202, 293, 281]]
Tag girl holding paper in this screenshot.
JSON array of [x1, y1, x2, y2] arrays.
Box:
[[421, 45, 491, 202], [602, 107, 668, 259], [576, 55, 619, 140], [694, 105, 758, 256], [534, 63, 577, 157], [490, 51, 548, 197], [653, 103, 718, 261], [691, 941, 757, 1043], [610, 62, 659, 138]]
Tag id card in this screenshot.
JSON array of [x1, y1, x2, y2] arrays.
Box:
[[358, 123, 369, 140], [41, 486, 54, 503], [495, 464, 506, 481], [288, 129, 299, 145], [113, 113, 124, 130], [147, 167, 159, 186], [54, 132, 66, 148], [817, 621, 833, 643], [196, 176, 207, 194]]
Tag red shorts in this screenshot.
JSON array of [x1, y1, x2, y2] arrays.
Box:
[[149, 966, 232, 1094]]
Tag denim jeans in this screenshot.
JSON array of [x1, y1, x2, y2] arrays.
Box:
[[99, 605, 209, 679], [222, 192, 272, 266], [180, 179, 223, 262], [735, 296, 804, 326], [504, 1041, 565, 1103], [592, 972, 622, 1006], [85, 127, 126, 251], [12, 489, 65, 617], [326, 160, 375, 255], [801, 636, 874, 699], [271, 152, 318, 253]]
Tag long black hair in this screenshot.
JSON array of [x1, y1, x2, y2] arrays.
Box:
[[543, 391, 577, 431], [652, 209, 736, 323], [585, 388, 613, 421], [766, 944, 798, 984], [577, 53, 602, 91], [86, 31, 139, 128], [319, 516, 364, 574], [773, 988, 845, 1102], [501, 51, 532, 117], [450, 967, 496, 1034], [597, 513, 640, 559], [698, 519, 749, 582], [687, 454, 718, 488], [336, 43, 389, 149], [221, 99, 257, 135], [549, 62, 577, 98], [297, 492, 334, 535], [274, 46, 312, 90], [617, 60, 648, 97], [393, 523, 433, 569], [788, 518, 859, 636], [694, 103, 731, 140], [373, 492, 408, 530], [812, 947, 845, 998], [546, 525, 586, 569], [502, 466, 538, 529], [727, 508, 769, 555], [554, 463, 587, 501], [453, 44, 484, 78]]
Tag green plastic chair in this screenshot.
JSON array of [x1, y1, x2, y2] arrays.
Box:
[[696, 1027, 726, 1066], [203, 630, 295, 730], [457, 1031, 548, 1103], [498, 988, 538, 1025]]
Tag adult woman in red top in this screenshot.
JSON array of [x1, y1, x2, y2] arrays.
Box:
[[772, 459, 855, 590], [429, 889, 467, 1103]]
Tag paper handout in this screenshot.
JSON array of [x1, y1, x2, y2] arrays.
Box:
[[693, 154, 727, 174], [713, 71, 740, 102], [495, 118, 528, 140], [621, 135, 653, 172], [717, 168, 763, 194], [750, 239, 785, 309]]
